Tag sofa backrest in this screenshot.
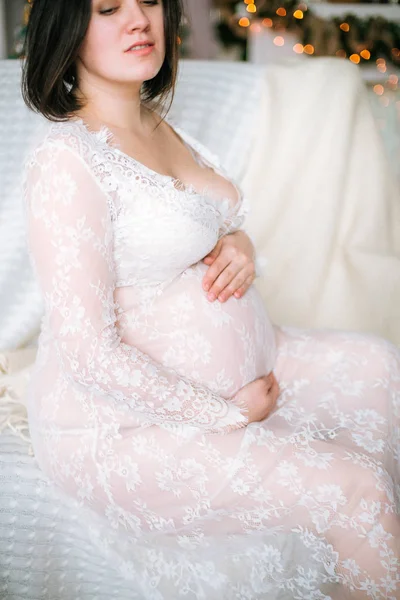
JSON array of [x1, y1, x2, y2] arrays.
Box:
[[0, 58, 264, 351]]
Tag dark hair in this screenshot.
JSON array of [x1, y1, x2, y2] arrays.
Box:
[[21, 0, 184, 121]]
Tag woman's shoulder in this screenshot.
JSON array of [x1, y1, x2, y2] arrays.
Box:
[[22, 119, 121, 219], [24, 119, 97, 166], [24, 119, 108, 176]]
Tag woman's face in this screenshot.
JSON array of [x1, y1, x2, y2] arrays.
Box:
[[78, 0, 165, 87]]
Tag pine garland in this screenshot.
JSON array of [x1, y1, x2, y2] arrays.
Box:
[[215, 1, 400, 66]]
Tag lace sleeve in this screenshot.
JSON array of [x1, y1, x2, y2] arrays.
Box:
[[219, 193, 266, 278], [218, 192, 250, 239], [23, 142, 248, 433]]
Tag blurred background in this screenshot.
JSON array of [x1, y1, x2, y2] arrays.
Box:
[[1, 0, 399, 178]]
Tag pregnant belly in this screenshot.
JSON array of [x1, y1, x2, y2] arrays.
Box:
[[115, 263, 276, 397]]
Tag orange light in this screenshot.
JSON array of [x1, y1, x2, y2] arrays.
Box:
[[373, 84, 384, 96], [340, 23, 350, 32], [273, 36, 285, 47], [262, 18, 273, 27], [276, 7, 286, 16], [360, 49, 370, 60], [293, 10, 304, 19], [238, 17, 250, 27], [250, 23, 262, 33], [293, 44, 304, 54], [247, 3, 257, 13], [303, 44, 314, 55]]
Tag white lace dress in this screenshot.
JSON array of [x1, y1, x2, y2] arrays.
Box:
[[23, 116, 400, 599]]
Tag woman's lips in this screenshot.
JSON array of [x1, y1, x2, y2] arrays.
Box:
[[126, 44, 155, 57]]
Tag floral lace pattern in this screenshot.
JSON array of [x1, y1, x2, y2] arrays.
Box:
[[22, 116, 400, 599]]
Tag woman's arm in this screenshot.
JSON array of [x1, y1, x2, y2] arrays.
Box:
[[23, 142, 248, 433]]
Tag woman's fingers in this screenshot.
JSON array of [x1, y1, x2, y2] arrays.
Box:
[[202, 230, 256, 299], [207, 264, 254, 303], [233, 274, 256, 299]]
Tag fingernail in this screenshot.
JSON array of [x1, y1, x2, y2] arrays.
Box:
[[208, 293, 216, 302]]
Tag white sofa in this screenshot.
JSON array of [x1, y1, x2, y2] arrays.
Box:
[[1, 57, 399, 354], [0, 57, 399, 599], [0, 57, 266, 600]]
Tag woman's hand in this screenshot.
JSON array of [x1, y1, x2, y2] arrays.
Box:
[[202, 230, 256, 303], [234, 373, 279, 424]]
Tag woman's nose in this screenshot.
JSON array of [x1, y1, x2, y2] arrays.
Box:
[[124, 1, 151, 32]]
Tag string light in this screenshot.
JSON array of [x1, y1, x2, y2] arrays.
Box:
[[360, 50, 371, 60], [273, 36, 285, 46], [247, 3, 257, 14], [238, 17, 251, 28], [374, 85, 385, 96], [233, 0, 399, 112], [250, 23, 262, 33], [262, 18, 273, 28]]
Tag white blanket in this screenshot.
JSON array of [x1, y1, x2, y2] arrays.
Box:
[[1, 57, 399, 599], [241, 57, 400, 345]]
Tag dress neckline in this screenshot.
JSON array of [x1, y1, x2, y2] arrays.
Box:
[[68, 113, 243, 209]]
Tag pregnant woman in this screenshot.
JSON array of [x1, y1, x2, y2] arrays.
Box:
[[22, 0, 399, 597]]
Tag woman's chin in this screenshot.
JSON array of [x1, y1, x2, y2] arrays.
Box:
[[121, 56, 163, 82]]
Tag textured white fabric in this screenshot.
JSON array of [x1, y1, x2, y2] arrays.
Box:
[[0, 58, 263, 352], [0, 347, 34, 442], [0, 61, 46, 351], [240, 57, 400, 346], [23, 116, 268, 433], [0, 432, 149, 599], [1, 56, 400, 599], [14, 110, 400, 599]]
